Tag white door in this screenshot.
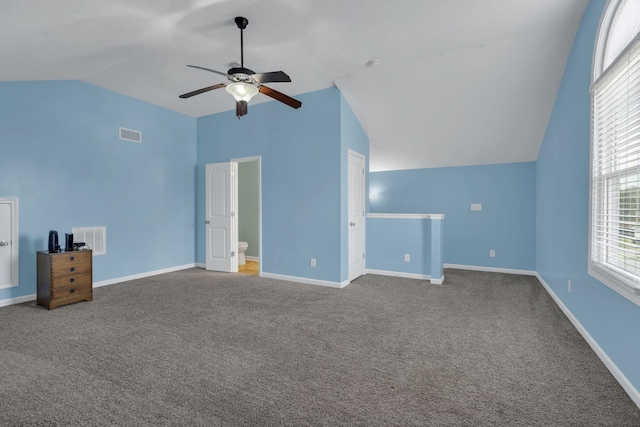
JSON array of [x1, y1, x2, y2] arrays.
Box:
[[205, 163, 238, 272], [0, 199, 18, 289], [348, 151, 366, 281]]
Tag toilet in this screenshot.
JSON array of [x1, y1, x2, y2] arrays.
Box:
[[238, 241, 248, 265]]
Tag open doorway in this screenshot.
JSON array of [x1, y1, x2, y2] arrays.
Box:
[[204, 157, 262, 275], [234, 156, 261, 276]]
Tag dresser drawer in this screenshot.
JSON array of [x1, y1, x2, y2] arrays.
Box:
[[51, 273, 91, 290], [50, 253, 92, 276], [51, 282, 92, 300]]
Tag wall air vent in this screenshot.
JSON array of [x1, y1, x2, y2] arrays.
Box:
[[71, 226, 106, 255], [119, 127, 142, 143]]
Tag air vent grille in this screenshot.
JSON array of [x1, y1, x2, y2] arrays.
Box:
[[71, 226, 106, 255], [119, 127, 142, 143]]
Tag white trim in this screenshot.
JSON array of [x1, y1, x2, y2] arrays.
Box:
[[245, 256, 259, 262], [444, 263, 536, 276], [535, 273, 640, 410], [593, 0, 620, 81], [367, 213, 445, 220], [366, 268, 431, 281], [93, 263, 196, 288], [196, 262, 206, 269], [231, 155, 261, 163], [0, 293, 36, 308], [261, 272, 349, 289], [0, 198, 19, 289], [430, 275, 445, 285], [365, 269, 444, 285]]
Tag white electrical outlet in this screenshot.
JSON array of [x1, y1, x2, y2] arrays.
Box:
[[471, 204, 482, 211], [489, 250, 495, 257], [311, 258, 316, 267], [568, 280, 571, 292], [404, 254, 410, 262]]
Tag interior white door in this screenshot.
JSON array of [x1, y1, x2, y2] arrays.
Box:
[[0, 200, 16, 288], [205, 163, 238, 272], [348, 151, 366, 281]]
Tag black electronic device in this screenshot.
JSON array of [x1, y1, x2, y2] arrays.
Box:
[[48, 230, 60, 253], [65, 233, 74, 252]]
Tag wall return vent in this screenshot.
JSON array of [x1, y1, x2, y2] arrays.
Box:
[[71, 226, 106, 255], [119, 127, 142, 143]]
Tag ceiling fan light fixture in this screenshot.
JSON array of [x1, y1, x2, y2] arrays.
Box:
[[226, 82, 259, 102]]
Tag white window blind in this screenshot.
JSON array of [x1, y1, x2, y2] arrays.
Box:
[[590, 35, 640, 305]]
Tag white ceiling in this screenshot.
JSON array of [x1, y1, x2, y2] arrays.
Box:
[[0, 0, 589, 171]]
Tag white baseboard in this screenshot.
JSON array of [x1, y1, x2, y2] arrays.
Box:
[[93, 263, 196, 288], [0, 293, 36, 308], [535, 273, 640, 410], [196, 262, 206, 269], [261, 272, 349, 289], [366, 269, 431, 281], [245, 256, 259, 262], [444, 263, 536, 276], [431, 275, 445, 285]]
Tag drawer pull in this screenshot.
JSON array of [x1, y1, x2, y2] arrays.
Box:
[[70, 256, 75, 261], [70, 289, 75, 294], [70, 267, 75, 272], [70, 278, 75, 283]]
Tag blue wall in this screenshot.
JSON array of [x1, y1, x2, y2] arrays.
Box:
[[367, 217, 431, 276], [370, 162, 536, 271], [196, 87, 344, 283], [0, 80, 197, 301], [536, 0, 640, 393]]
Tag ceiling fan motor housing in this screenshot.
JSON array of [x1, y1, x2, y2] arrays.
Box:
[[228, 67, 255, 81]]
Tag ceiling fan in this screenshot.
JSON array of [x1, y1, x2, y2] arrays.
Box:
[[179, 16, 302, 119]]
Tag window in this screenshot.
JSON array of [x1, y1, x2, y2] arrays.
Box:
[[589, 0, 640, 306]]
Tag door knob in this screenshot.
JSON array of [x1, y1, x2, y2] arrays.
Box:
[[205, 220, 210, 224], [0, 241, 8, 247], [350, 222, 356, 226]]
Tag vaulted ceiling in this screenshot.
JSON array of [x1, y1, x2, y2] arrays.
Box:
[[1, 0, 589, 171]]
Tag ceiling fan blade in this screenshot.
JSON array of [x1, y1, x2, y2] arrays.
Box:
[[179, 83, 227, 99], [187, 65, 229, 77], [251, 71, 291, 84], [258, 86, 301, 109], [236, 101, 248, 118]]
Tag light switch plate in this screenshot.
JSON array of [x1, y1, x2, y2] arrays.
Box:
[[471, 204, 482, 211]]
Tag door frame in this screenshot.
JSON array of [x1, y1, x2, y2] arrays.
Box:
[[232, 155, 262, 277], [348, 150, 366, 281], [0, 197, 19, 289]]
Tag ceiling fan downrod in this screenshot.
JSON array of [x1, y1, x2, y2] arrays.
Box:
[[235, 17, 248, 68]]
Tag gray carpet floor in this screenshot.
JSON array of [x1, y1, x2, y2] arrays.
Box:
[[0, 268, 638, 426]]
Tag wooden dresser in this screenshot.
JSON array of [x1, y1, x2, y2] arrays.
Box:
[[37, 250, 92, 309]]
